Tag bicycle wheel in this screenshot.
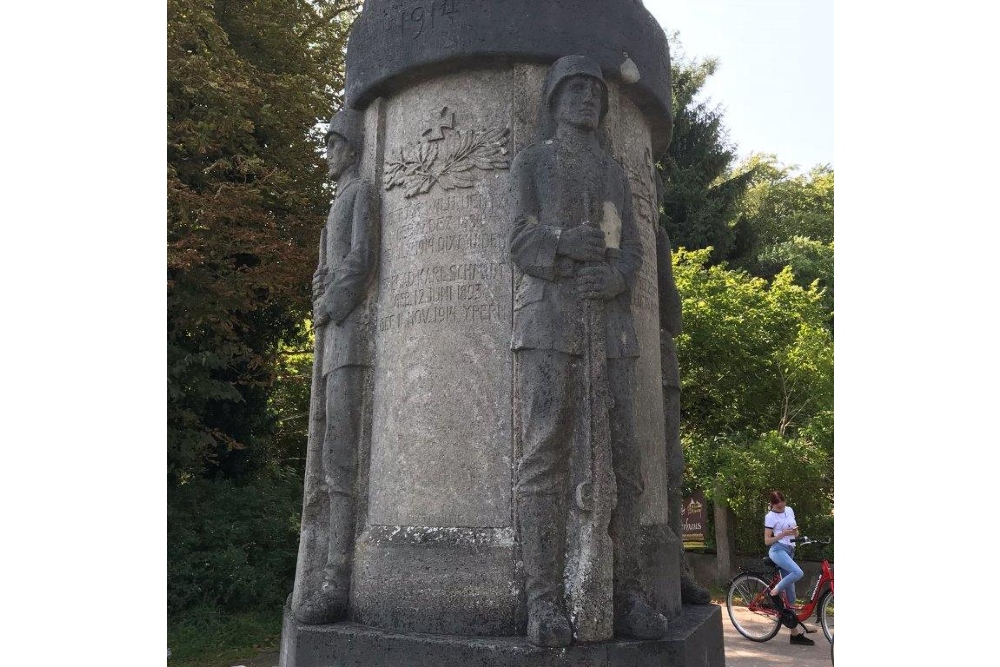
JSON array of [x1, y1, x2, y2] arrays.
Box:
[[726, 573, 781, 641], [819, 590, 834, 642]]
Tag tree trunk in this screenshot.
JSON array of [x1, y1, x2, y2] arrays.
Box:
[[712, 486, 736, 587]]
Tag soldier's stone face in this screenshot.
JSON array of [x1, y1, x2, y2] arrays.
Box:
[[553, 75, 603, 131], [326, 134, 356, 179]]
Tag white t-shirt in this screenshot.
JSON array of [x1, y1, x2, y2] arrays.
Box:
[[764, 506, 797, 546]]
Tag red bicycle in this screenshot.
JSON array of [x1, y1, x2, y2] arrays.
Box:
[[725, 536, 834, 644]]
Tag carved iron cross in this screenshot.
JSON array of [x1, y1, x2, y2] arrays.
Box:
[[421, 106, 456, 141]]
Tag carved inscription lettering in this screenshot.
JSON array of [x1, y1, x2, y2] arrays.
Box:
[[378, 254, 510, 331], [386, 262, 503, 291], [629, 221, 659, 315], [380, 190, 510, 331], [632, 267, 658, 313], [384, 108, 510, 198], [377, 301, 506, 332], [379, 260, 508, 332], [625, 148, 659, 315], [400, 0, 459, 40], [383, 194, 505, 261], [626, 147, 657, 229], [387, 230, 506, 261]]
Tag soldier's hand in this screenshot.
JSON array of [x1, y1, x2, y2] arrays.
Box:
[[327, 288, 355, 326], [558, 225, 605, 261], [312, 269, 328, 300], [313, 297, 332, 328], [576, 265, 625, 300]]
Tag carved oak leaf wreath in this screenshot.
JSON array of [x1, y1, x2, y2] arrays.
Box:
[[384, 122, 510, 198]]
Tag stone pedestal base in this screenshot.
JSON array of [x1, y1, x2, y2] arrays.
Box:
[[279, 602, 724, 667]]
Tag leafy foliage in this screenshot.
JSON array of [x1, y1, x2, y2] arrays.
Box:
[[166, 0, 357, 646], [167, 0, 359, 482], [167, 470, 302, 615], [266, 323, 316, 476], [730, 155, 835, 318], [737, 156, 834, 248], [672, 248, 834, 555], [655, 41, 835, 557], [673, 248, 831, 438], [168, 606, 283, 667], [658, 35, 756, 263], [684, 431, 833, 557]]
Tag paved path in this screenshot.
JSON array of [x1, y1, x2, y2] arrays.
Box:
[[717, 602, 833, 667]]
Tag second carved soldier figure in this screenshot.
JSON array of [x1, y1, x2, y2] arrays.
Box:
[[291, 108, 379, 625]]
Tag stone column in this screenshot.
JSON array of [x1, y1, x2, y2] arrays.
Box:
[[282, 2, 725, 665], [347, 63, 680, 635], [604, 87, 682, 621]]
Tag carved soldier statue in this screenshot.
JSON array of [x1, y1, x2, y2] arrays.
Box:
[[291, 108, 379, 625], [509, 55, 669, 647]]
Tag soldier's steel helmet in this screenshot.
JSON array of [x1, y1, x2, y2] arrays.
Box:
[[543, 55, 609, 121], [325, 108, 364, 153]]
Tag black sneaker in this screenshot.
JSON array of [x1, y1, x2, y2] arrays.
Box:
[[790, 633, 815, 646]]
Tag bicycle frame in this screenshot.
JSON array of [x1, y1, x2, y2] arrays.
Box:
[[763, 557, 833, 622], [726, 535, 833, 647]]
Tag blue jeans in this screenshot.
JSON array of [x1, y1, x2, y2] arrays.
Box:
[[768, 542, 803, 605]]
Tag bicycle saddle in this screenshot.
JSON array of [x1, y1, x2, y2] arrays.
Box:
[[762, 557, 776, 568]]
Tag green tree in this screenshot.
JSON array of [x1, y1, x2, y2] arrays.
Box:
[[266, 324, 316, 475], [672, 248, 834, 555], [167, 0, 360, 483], [730, 155, 835, 317], [738, 156, 834, 248], [658, 34, 756, 263], [673, 248, 830, 438]]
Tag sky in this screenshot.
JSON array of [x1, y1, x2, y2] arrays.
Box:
[[644, 0, 833, 173]]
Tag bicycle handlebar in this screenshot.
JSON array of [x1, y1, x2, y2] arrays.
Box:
[[791, 535, 830, 546]]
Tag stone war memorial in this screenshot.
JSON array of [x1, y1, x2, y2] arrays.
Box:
[[279, 1, 724, 665]]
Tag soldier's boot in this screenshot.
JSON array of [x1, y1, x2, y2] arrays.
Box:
[[519, 493, 572, 648], [292, 493, 355, 625], [611, 493, 668, 640], [614, 590, 669, 640], [680, 563, 712, 605], [680, 574, 712, 605]]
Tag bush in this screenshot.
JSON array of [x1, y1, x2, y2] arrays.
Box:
[[168, 468, 302, 615], [167, 605, 283, 667]]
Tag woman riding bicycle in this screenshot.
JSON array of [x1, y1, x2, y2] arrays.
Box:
[[763, 490, 815, 646]]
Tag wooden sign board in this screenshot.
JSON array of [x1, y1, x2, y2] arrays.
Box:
[[682, 489, 707, 549]]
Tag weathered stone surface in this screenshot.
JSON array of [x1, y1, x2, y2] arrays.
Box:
[[282, 2, 722, 662], [507, 55, 670, 648], [351, 526, 519, 635], [349, 67, 529, 637], [290, 106, 381, 626], [641, 523, 683, 619], [602, 85, 684, 619], [367, 68, 515, 528], [280, 602, 725, 667], [298, 64, 686, 640], [344, 0, 673, 152]]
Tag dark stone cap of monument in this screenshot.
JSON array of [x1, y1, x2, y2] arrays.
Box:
[[343, 0, 673, 152], [326, 108, 364, 152], [544, 55, 609, 121]]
